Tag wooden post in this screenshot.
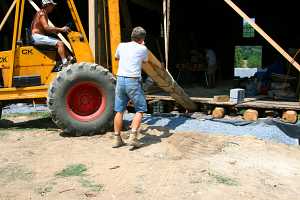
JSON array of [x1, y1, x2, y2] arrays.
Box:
[[224, 0, 300, 72], [89, 0, 96, 57], [107, 0, 121, 75]]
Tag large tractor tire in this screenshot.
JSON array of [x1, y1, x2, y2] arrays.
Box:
[[47, 62, 116, 136]]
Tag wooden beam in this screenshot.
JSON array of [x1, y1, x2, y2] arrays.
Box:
[[108, 0, 121, 75], [89, 0, 96, 57], [0, 0, 16, 32], [224, 0, 300, 72]]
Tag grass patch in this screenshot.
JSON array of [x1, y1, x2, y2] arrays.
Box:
[[237, 109, 246, 115], [55, 164, 87, 177], [0, 165, 34, 185], [36, 185, 54, 196], [35, 181, 57, 196], [208, 172, 239, 186], [79, 178, 104, 192]]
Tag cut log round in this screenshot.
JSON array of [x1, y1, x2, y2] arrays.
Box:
[[282, 110, 298, 124], [212, 107, 225, 119], [243, 109, 258, 121]]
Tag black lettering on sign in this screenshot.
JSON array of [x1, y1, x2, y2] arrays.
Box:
[[21, 49, 33, 55], [0, 57, 8, 63]]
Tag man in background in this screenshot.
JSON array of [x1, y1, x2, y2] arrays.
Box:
[[205, 48, 218, 88]]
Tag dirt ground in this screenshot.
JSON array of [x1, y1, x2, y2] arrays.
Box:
[[0, 114, 300, 200]]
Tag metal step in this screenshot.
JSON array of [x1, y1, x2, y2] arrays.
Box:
[[13, 75, 41, 88]]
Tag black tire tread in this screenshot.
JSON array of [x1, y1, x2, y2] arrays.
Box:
[[47, 62, 115, 136]]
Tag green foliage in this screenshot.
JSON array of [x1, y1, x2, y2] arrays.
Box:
[[0, 165, 34, 184], [36, 185, 54, 195], [79, 178, 104, 192], [243, 23, 255, 38], [208, 172, 239, 186], [235, 46, 262, 68], [55, 164, 87, 177]]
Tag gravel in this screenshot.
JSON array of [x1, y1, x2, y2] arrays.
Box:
[[2, 104, 298, 145], [125, 113, 299, 146], [2, 103, 48, 114]]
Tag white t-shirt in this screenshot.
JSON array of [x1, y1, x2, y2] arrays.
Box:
[[115, 41, 148, 78]]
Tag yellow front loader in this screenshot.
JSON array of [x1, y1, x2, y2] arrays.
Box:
[[0, 0, 197, 135], [0, 0, 116, 135]]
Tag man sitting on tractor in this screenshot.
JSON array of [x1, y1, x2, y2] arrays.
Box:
[[31, 0, 71, 68]]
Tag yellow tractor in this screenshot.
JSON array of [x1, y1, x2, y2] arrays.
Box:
[[0, 0, 116, 136]]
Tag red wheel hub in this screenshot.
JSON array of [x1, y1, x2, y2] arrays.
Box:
[[66, 82, 106, 122]]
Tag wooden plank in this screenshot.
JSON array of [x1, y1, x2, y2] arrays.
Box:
[[237, 101, 300, 110], [107, 0, 121, 75], [224, 0, 300, 72], [146, 95, 300, 110], [213, 95, 230, 102]]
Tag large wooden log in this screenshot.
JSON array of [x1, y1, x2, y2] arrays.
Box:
[[143, 52, 198, 111]]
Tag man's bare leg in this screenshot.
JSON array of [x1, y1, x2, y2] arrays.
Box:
[[131, 112, 143, 132], [114, 112, 124, 135], [56, 41, 67, 64], [113, 112, 125, 148], [128, 112, 143, 148]]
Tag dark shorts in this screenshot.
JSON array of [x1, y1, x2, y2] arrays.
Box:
[[114, 76, 147, 113]]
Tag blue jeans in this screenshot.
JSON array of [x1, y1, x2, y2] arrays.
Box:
[[114, 76, 147, 113]]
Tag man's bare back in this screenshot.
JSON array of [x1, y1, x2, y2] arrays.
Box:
[[31, 10, 48, 35], [31, 1, 71, 68]]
